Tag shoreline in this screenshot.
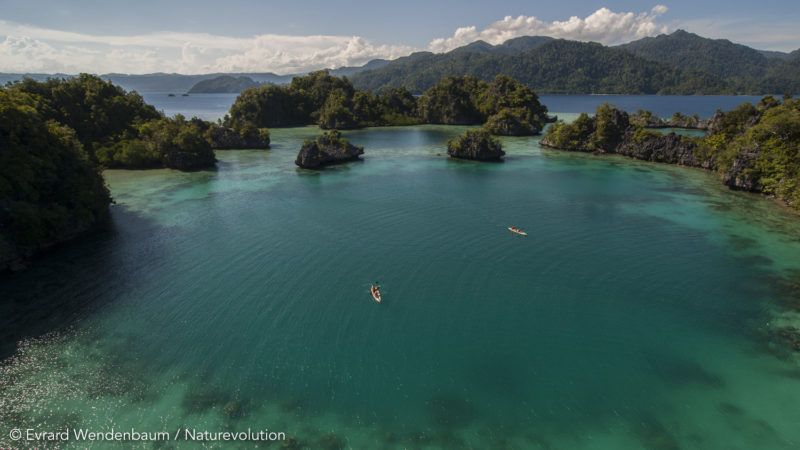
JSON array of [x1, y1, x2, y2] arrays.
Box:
[[538, 140, 799, 217]]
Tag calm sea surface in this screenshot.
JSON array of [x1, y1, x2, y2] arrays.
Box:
[[139, 92, 769, 122], [2, 99, 800, 449]]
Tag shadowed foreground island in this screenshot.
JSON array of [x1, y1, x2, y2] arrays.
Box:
[[0, 88, 111, 271], [0, 75, 269, 271]]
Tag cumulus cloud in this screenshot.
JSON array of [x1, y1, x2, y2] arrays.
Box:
[[0, 20, 413, 74], [427, 5, 671, 52], [0, 6, 674, 74]]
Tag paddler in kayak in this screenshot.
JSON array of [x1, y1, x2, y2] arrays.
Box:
[[370, 282, 382, 302], [508, 226, 527, 235]]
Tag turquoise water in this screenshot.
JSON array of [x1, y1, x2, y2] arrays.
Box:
[[3, 120, 800, 449]]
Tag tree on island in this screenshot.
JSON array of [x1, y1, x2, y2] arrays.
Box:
[[542, 98, 800, 210], [446, 129, 505, 161], [295, 130, 365, 169], [227, 72, 551, 136], [0, 88, 111, 271]]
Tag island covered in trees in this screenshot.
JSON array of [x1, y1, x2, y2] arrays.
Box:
[[541, 96, 800, 210], [447, 129, 505, 161], [295, 130, 364, 169], [0, 71, 551, 270], [0, 74, 271, 271], [3, 70, 800, 273], [225, 71, 553, 135]]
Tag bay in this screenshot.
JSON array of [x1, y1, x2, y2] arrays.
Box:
[[2, 106, 800, 449]]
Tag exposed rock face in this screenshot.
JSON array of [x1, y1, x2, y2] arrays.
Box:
[[542, 107, 719, 168], [597, 107, 630, 151], [706, 108, 763, 137], [483, 108, 541, 136], [541, 104, 787, 200], [722, 150, 763, 191], [447, 129, 505, 161], [295, 130, 364, 169], [617, 132, 708, 167]]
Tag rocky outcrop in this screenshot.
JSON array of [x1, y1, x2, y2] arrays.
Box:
[[295, 130, 364, 169], [617, 132, 711, 168], [706, 106, 762, 137], [447, 129, 505, 161], [722, 150, 763, 191], [483, 108, 540, 136], [540, 104, 791, 199], [544, 128, 710, 168], [631, 111, 711, 130]]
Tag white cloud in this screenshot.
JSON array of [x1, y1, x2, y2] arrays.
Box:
[[427, 5, 671, 52], [7, 6, 794, 75], [0, 20, 413, 74]]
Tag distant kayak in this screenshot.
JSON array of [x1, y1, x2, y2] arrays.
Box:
[[371, 285, 382, 302], [508, 227, 528, 236]]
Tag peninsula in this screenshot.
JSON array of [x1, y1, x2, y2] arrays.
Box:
[[540, 97, 800, 210]]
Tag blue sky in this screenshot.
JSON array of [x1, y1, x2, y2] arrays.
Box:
[[0, 0, 797, 74]]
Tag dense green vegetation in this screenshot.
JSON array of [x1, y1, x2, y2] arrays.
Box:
[[543, 98, 800, 210], [446, 129, 505, 160], [228, 72, 550, 135], [226, 71, 420, 130], [350, 39, 734, 95], [9, 74, 162, 151], [542, 103, 631, 151], [295, 129, 365, 169], [349, 33, 800, 95], [4, 75, 270, 170], [1, 74, 255, 269], [704, 96, 800, 206], [93, 114, 216, 170], [0, 88, 111, 269], [619, 30, 800, 94]]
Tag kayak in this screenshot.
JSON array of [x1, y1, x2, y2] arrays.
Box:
[[508, 227, 528, 236], [371, 286, 382, 302]]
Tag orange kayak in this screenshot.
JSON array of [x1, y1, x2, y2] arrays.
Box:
[[371, 286, 382, 302], [508, 227, 528, 236]]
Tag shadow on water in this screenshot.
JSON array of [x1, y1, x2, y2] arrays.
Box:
[[632, 415, 681, 450], [716, 401, 786, 447], [644, 351, 724, 388], [425, 392, 476, 429], [0, 206, 165, 360]]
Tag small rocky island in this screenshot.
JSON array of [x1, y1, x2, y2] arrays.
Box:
[[447, 129, 505, 161], [295, 130, 364, 169]]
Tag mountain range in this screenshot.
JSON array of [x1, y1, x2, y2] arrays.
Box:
[[2, 31, 798, 95], [348, 30, 800, 94]]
